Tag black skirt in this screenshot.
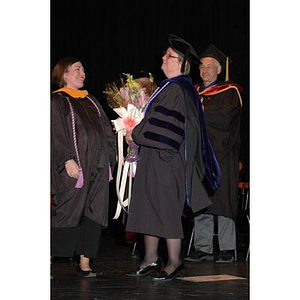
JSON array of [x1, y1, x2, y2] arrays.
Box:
[[51, 217, 103, 258]]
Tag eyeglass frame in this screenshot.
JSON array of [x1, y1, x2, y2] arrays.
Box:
[[163, 51, 179, 59]]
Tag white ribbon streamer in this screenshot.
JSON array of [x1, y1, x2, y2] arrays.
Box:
[[112, 104, 143, 219]]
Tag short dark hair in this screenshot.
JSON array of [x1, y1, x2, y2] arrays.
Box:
[[52, 57, 80, 88]]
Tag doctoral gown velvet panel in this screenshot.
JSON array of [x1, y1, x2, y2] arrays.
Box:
[[51, 92, 117, 228], [126, 80, 211, 239], [201, 84, 242, 220]]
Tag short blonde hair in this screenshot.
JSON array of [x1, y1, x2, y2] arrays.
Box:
[[177, 55, 191, 75]]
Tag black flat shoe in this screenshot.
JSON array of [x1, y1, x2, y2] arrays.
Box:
[[152, 263, 184, 282], [126, 258, 162, 277], [77, 266, 97, 278]]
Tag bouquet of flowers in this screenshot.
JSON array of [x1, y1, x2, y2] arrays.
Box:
[[104, 73, 152, 219], [105, 73, 149, 110]]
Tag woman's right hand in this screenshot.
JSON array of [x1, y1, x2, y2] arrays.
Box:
[[65, 159, 79, 179], [125, 130, 133, 144]]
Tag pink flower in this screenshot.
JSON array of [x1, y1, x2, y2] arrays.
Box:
[[119, 87, 131, 102], [123, 116, 137, 131]]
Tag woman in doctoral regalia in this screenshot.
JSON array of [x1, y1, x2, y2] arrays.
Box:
[[125, 35, 213, 281]]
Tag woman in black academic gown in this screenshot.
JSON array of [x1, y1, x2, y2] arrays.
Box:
[[125, 35, 212, 281], [51, 57, 116, 277]]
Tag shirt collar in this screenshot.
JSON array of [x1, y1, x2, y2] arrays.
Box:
[[200, 79, 218, 92]]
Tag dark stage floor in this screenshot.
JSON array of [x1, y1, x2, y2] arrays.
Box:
[[51, 223, 249, 300]]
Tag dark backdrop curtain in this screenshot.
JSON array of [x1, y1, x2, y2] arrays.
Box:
[[51, 0, 249, 162]]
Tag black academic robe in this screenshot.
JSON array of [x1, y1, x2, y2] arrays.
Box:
[[126, 76, 211, 239], [51, 92, 117, 228], [198, 82, 242, 220]]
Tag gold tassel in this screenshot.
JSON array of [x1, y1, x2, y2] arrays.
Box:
[[225, 57, 229, 82]]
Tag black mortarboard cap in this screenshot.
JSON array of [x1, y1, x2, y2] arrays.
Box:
[[199, 44, 232, 81], [168, 34, 199, 73]]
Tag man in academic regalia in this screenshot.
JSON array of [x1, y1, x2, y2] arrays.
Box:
[[185, 44, 243, 263]]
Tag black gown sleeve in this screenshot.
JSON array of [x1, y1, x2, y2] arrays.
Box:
[[51, 94, 75, 194], [132, 84, 185, 152], [51, 94, 74, 173]]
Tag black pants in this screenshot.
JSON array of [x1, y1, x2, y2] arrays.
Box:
[[51, 217, 103, 258]]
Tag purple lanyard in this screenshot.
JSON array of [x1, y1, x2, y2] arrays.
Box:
[[65, 96, 101, 188]]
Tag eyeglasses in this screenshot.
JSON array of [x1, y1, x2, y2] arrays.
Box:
[[163, 51, 179, 59]]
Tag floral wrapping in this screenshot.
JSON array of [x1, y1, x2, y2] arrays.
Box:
[[104, 73, 153, 219]]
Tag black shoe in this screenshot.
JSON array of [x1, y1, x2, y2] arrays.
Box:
[[126, 258, 162, 277], [152, 263, 184, 282], [184, 250, 214, 262], [215, 250, 234, 263], [77, 266, 97, 278]]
